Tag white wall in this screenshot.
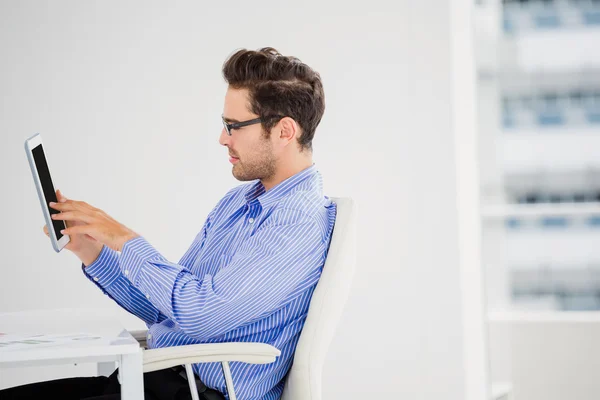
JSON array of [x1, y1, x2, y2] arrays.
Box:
[[0, 1, 485, 398]]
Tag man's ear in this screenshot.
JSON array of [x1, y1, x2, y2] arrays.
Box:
[[278, 117, 299, 146]]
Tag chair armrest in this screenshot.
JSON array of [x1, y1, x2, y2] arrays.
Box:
[[142, 342, 281, 373], [129, 329, 148, 348]]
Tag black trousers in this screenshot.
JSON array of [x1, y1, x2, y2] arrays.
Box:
[[0, 367, 225, 400]]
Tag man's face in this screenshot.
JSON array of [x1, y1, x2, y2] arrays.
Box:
[[220, 87, 277, 182]]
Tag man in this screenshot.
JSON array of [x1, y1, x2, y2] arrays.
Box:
[[2, 47, 336, 400]]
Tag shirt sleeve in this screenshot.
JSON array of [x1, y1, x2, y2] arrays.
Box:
[[82, 245, 162, 325], [121, 208, 325, 342], [82, 199, 221, 326]]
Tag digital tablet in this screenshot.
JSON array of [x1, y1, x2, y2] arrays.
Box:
[[24, 133, 70, 252]]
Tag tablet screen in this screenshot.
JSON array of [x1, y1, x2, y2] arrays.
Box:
[[32, 144, 66, 240]]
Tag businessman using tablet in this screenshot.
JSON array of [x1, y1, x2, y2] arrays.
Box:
[[3, 47, 335, 400]]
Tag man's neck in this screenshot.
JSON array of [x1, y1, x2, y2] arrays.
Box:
[[261, 159, 313, 191]]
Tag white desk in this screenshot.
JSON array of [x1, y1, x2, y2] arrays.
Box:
[[0, 308, 143, 400]]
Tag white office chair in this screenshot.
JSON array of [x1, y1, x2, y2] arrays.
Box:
[[129, 197, 357, 400]]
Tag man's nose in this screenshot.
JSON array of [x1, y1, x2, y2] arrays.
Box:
[[219, 128, 229, 146]]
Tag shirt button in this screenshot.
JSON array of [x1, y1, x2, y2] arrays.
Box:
[[124, 270, 129, 276], [147, 334, 152, 340], [145, 294, 150, 299], [248, 218, 255, 224], [93, 277, 99, 282]]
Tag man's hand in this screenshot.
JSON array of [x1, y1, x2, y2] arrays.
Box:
[[43, 190, 104, 266], [48, 194, 139, 253]]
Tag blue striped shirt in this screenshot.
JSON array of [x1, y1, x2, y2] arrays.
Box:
[[83, 165, 336, 400]]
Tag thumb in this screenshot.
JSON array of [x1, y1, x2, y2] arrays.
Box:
[[57, 190, 67, 203]]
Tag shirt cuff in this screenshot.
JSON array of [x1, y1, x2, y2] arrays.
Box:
[[119, 236, 191, 318], [82, 245, 121, 288], [120, 236, 166, 285]]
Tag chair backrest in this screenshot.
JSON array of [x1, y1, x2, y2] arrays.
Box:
[[281, 197, 357, 400]]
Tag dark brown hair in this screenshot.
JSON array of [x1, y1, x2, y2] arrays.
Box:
[[222, 47, 325, 152]]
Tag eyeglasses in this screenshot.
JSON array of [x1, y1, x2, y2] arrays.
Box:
[[221, 115, 285, 136]]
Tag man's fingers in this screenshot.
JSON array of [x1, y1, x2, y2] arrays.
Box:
[[49, 200, 93, 213], [48, 201, 72, 211], [56, 189, 68, 203], [51, 210, 94, 224], [62, 224, 92, 236], [43, 225, 49, 236], [68, 199, 99, 213]]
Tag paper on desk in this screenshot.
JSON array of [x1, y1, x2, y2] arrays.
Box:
[[0, 332, 104, 351]]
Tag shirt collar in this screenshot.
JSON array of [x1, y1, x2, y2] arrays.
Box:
[[244, 164, 319, 208]]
